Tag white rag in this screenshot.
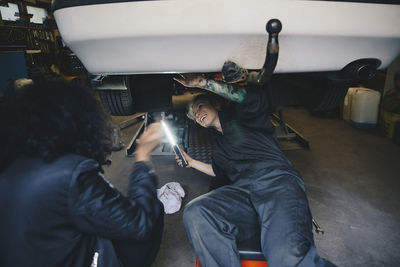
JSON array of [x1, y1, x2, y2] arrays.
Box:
[[157, 182, 185, 214]]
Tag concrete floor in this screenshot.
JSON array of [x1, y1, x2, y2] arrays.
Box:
[[104, 109, 400, 267]]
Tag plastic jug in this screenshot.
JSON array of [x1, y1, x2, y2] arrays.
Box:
[[350, 88, 381, 128], [343, 87, 359, 122]]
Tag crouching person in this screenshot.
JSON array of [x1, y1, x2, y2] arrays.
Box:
[[0, 78, 163, 267]]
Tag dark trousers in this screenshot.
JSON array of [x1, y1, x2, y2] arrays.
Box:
[[113, 211, 164, 267], [183, 168, 335, 267]]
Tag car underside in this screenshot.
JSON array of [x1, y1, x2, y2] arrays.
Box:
[[52, 0, 400, 116]]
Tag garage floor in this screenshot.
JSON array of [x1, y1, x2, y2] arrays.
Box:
[[104, 109, 400, 267]]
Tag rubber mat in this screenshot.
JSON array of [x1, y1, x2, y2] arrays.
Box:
[[186, 117, 308, 163], [187, 122, 213, 164]]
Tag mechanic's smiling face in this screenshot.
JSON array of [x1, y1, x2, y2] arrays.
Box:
[[193, 99, 220, 129]]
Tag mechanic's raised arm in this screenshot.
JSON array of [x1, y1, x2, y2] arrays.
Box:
[[68, 123, 163, 241], [175, 150, 216, 177], [174, 75, 246, 103]]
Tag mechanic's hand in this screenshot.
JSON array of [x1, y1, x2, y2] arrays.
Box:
[[135, 122, 162, 162], [175, 150, 194, 168], [173, 74, 207, 88]]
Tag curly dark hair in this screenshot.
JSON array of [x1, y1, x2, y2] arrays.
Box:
[[0, 78, 114, 170]]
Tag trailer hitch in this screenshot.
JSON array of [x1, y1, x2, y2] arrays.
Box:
[[257, 19, 282, 85]]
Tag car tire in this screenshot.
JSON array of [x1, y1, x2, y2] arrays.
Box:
[[308, 81, 349, 117], [98, 78, 134, 116]]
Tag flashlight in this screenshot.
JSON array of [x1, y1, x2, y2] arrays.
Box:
[[161, 120, 188, 167]]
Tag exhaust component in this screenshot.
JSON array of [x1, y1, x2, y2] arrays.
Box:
[[341, 58, 381, 81]]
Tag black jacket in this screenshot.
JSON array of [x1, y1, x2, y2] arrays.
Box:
[[0, 154, 160, 267], [211, 86, 296, 183]]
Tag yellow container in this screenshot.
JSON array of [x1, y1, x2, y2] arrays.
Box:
[[380, 109, 400, 139]]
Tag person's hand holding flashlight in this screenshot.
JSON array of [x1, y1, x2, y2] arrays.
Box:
[[175, 150, 194, 168], [135, 122, 162, 162], [175, 151, 216, 176]]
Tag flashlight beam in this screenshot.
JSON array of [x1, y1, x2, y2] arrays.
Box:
[[161, 120, 177, 146]]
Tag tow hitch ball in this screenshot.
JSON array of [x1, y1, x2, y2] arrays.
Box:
[[257, 19, 282, 85]]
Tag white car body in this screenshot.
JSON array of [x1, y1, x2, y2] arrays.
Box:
[[54, 0, 400, 75]]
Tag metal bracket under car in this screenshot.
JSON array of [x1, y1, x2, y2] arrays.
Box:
[[92, 74, 174, 116]]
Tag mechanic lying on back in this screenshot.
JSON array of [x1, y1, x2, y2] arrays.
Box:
[[0, 78, 163, 267], [174, 65, 336, 267]]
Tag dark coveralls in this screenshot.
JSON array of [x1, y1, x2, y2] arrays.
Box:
[[0, 154, 163, 267], [183, 87, 334, 267]]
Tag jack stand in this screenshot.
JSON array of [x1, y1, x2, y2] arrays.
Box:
[[118, 112, 146, 130], [125, 113, 147, 157], [271, 110, 310, 150]]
